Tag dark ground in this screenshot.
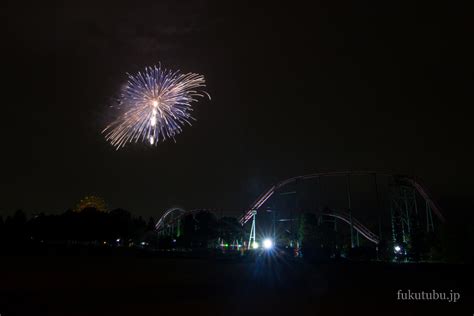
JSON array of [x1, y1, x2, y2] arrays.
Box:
[[0, 252, 472, 316]]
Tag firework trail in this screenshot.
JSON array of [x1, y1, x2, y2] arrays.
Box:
[[103, 64, 209, 149]]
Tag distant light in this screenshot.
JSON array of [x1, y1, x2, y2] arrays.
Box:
[[394, 245, 401, 253], [252, 242, 259, 249], [141, 241, 146, 246], [263, 238, 273, 250], [172, 239, 176, 243], [116, 238, 120, 243]]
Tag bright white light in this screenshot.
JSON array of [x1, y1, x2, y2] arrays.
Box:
[[152, 100, 158, 107], [252, 242, 259, 249], [141, 241, 146, 246], [394, 245, 401, 252], [149, 136, 154, 145], [150, 116, 156, 126], [263, 238, 273, 250], [116, 238, 120, 243]]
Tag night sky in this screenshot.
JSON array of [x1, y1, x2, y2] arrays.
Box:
[[2, 1, 472, 218]]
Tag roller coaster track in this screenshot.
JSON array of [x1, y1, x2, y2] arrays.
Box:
[[155, 208, 216, 232], [156, 207, 381, 244], [155, 172, 443, 245], [320, 210, 380, 244], [155, 207, 185, 231], [239, 171, 444, 230]]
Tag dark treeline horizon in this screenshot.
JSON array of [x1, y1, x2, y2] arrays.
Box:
[[0, 208, 244, 254], [1, 207, 472, 264], [0, 208, 155, 245]]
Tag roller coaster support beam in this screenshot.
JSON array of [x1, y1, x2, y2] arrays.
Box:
[[346, 175, 355, 248], [248, 211, 257, 249]]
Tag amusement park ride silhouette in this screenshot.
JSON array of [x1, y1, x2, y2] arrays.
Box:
[[155, 171, 445, 250]]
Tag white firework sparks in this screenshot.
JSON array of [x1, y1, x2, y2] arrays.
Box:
[[103, 64, 209, 149]]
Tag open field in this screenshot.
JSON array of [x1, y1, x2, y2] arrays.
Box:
[[0, 253, 471, 315]]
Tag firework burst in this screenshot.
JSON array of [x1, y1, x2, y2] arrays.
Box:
[[103, 64, 209, 149]]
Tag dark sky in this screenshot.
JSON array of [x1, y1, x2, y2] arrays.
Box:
[[1, 1, 472, 218]]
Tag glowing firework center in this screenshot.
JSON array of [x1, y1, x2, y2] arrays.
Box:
[[149, 100, 159, 145]]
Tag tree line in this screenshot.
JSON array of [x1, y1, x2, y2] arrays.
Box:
[[0, 208, 154, 247], [1, 208, 471, 263], [0, 208, 245, 251]]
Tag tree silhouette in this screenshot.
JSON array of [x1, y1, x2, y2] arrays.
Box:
[[180, 213, 197, 248], [194, 211, 217, 248], [146, 217, 156, 231], [217, 217, 242, 244], [109, 208, 133, 240]]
